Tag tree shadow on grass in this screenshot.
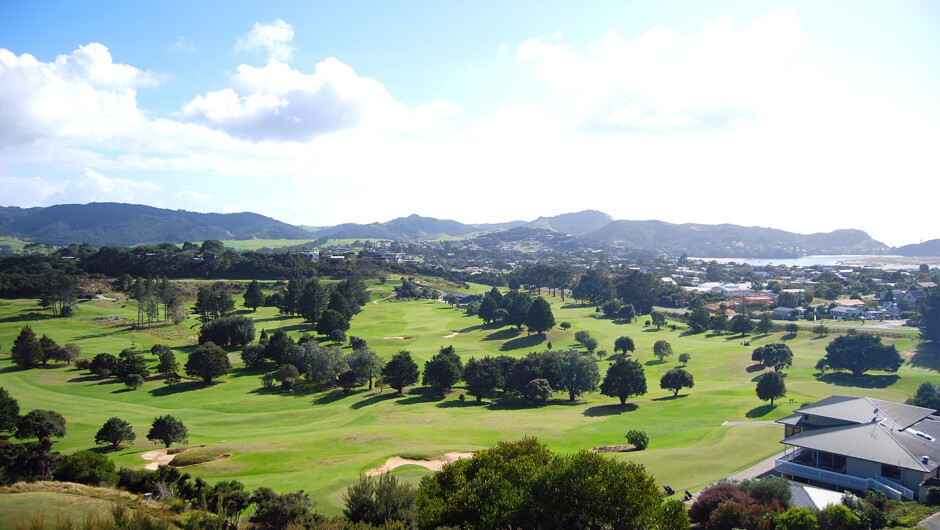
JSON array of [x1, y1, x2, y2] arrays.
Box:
[[483, 328, 521, 341], [396, 387, 445, 405], [500, 334, 544, 351], [781, 333, 797, 341], [651, 394, 689, 401], [907, 344, 940, 372], [751, 372, 788, 382], [0, 312, 55, 324], [230, 366, 270, 378], [437, 399, 487, 408], [582, 403, 638, 417], [814, 372, 899, 388], [313, 389, 353, 405], [642, 328, 664, 333], [746, 404, 778, 418], [746, 364, 765, 373], [149, 381, 207, 396], [644, 360, 666, 366], [0, 365, 26, 374], [110, 387, 135, 394], [349, 392, 399, 410]]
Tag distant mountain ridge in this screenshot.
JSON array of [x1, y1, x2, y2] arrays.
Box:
[[0, 202, 933, 257], [0, 203, 311, 247], [586, 221, 888, 258]]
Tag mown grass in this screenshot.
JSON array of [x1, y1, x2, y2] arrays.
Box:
[[169, 444, 232, 467], [1, 278, 938, 517]]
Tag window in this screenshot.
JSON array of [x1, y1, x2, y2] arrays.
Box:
[[881, 464, 901, 480]]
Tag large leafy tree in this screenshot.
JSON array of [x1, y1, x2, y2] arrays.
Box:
[[525, 297, 555, 335], [16, 409, 67, 442], [823, 333, 903, 377], [650, 310, 666, 330], [462, 357, 503, 403], [615, 270, 660, 315], [347, 347, 384, 390], [920, 288, 940, 343], [381, 351, 420, 393], [600, 358, 647, 405], [0, 387, 20, 433], [751, 343, 794, 372], [243, 280, 265, 311], [95, 417, 136, 449], [414, 437, 689, 530], [38, 335, 61, 366], [756, 371, 787, 405], [11, 325, 42, 369], [507, 292, 533, 330], [558, 349, 600, 401], [185, 342, 231, 383], [147, 415, 188, 448], [729, 314, 754, 336], [422, 352, 461, 395], [653, 340, 673, 362], [660, 369, 694, 396], [295, 341, 348, 386], [614, 336, 635, 355], [757, 313, 774, 336], [687, 307, 711, 334]]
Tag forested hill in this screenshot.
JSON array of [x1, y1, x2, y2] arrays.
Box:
[[586, 221, 889, 258], [0, 203, 312, 246]]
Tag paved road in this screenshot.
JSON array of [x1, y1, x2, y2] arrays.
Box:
[[652, 307, 917, 332]]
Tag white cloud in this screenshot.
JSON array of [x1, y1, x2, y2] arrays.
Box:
[[0, 44, 159, 148], [0, 176, 67, 205], [178, 190, 213, 201], [608, 103, 697, 128], [235, 19, 295, 61], [170, 36, 196, 54], [517, 9, 808, 130], [498, 43, 507, 54], [0, 170, 160, 206], [70, 168, 160, 202], [181, 57, 457, 141]]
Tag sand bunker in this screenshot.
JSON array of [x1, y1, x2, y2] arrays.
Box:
[[141, 449, 175, 470], [366, 452, 473, 476], [383, 336, 412, 340], [591, 445, 636, 453], [442, 330, 461, 338]]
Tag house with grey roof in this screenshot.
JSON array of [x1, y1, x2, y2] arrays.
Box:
[[775, 395, 940, 501]]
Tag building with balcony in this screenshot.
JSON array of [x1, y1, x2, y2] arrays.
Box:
[[775, 395, 940, 501]]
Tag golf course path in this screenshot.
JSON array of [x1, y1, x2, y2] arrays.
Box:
[[366, 452, 474, 476], [141, 449, 175, 470]]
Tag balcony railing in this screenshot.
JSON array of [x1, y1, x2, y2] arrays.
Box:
[[775, 453, 913, 500]]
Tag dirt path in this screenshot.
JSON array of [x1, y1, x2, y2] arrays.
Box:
[[366, 452, 473, 476], [141, 449, 175, 470]]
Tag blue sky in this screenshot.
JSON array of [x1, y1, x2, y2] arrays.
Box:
[[1, 1, 938, 247]]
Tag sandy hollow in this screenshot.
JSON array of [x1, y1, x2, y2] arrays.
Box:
[[141, 449, 175, 470], [365, 452, 474, 476]]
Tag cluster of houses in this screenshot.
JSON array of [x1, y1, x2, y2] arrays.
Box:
[[681, 280, 933, 322]]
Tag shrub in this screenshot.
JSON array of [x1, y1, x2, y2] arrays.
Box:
[[125, 373, 144, 390], [241, 344, 266, 369], [739, 476, 792, 508], [927, 486, 940, 505], [689, 483, 756, 524], [706, 501, 776, 530], [53, 450, 118, 486], [343, 473, 416, 525], [625, 430, 649, 450], [524, 378, 553, 405]]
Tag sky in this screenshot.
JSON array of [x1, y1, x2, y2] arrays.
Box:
[[1, 1, 938, 247]]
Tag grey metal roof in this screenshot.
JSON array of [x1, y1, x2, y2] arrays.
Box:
[[776, 413, 804, 427], [794, 395, 933, 430], [781, 422, 940, 472]]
